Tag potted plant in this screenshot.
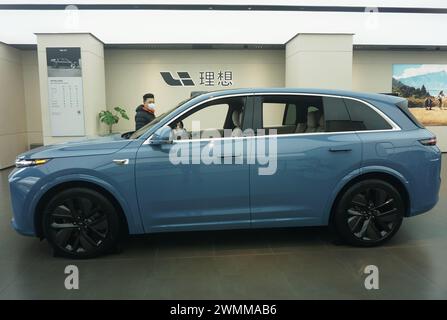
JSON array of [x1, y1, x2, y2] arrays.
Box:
[[99, 107, 129, 134]]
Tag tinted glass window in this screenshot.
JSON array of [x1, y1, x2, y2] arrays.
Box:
[[263, 103, 287, 128], [322, 97, 354, 132], [260, 95, 324, 135], [344, 99, 392, 131], [170, 96, 246, 140], [183, 103, 229, 131], [283, 104, 297, 125]]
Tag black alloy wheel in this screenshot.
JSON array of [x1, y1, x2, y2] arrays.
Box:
[[43, 188, 120, 258], [334, 179, 404, 246]]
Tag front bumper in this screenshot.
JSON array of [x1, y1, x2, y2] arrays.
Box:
[[11, 218, 35, 237], [8, 166, 46, 237]]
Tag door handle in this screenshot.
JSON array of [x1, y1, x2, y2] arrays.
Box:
[[219, 154, 242, 158], [113, 159, 129, 165], [329, 148, 352, 152]]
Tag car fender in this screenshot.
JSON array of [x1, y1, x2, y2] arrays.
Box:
[[321, 166, 409, 224], [29, 171, 144, 235]]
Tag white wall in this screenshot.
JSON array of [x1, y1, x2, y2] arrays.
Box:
[[105, 49, 285, 132], [0, 43, 28, 169], [5, 45, 447, 160]]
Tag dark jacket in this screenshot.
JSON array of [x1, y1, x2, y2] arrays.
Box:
[[135, 105, 155, 130]]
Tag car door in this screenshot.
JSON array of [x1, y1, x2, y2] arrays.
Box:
[[249, 94, 362, 227], [135, 95, 253, 232]]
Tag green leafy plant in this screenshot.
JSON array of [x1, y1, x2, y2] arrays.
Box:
[[99, 107, 129, 134]]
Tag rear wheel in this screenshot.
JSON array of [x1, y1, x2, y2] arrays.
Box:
[[333, 179, 404, 246], [42, 188, 121, 258]]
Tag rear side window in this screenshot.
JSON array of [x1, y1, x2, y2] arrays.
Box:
[[344, 99, 392, 131], [283, 104, 297, 125], [322, 97, 354, 132]]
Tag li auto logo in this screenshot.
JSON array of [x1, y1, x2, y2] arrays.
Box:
[[160, 71, 195, 86]]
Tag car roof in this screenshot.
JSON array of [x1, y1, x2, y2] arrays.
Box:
[[194, 87, 405, 105]]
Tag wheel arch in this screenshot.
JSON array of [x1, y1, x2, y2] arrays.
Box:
[[327, 171, 411, 225], [34, 180, 130, 239]]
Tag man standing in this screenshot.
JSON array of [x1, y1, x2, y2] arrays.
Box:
[[438, 90, 444, 110], [424, 96, 433, 110], [135, 93, 156, 130]]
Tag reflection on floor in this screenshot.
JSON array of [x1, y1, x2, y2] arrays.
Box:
[[0, 155, 446, 299]]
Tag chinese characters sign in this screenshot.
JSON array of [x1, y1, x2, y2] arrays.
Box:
[[199, 71, 233, 87], [160, 71, 234, 87]]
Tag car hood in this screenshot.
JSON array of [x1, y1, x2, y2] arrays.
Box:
[[18, 134, 133, 160]]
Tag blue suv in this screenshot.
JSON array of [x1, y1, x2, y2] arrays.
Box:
[[9, 88, 441, 258]]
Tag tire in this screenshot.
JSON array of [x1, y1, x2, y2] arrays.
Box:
[[333, 179, 404, 247], [42, 188, 121, 258]]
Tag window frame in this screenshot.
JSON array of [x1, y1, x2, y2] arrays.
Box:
[[145, 94, 255, 143], [252, 93, 400, 136], [143, 92, 400, 144]]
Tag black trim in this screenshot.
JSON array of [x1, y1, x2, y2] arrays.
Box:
[[354, 45, 447, 51], [0, 4, 446, 14], [104, 43, 284, 50], [252, 96, 263, 134], [241, 96, 254, 132], [8, 43, 447, 52]]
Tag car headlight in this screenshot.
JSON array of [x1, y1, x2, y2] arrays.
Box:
[[15, 158, 51, 168]]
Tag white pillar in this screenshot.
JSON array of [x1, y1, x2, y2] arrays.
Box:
[[0, 42, 27, 168], [36, 33, 106, 145], [285, 33, 354, 90]]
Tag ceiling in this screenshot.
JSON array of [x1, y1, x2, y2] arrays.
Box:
[[1, 1, 446, 46]]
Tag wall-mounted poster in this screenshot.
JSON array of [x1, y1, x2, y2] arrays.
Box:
[[46, 47, 85, 136], [392, 64, 447, 126]]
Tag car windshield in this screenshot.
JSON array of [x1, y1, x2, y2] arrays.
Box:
[[128, 96, 195, 139]]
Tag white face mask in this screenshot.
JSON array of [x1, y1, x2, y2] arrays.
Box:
[[148, 103, 156, 109]]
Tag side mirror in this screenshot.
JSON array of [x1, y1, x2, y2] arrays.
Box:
[[149, 126, 173, 145]]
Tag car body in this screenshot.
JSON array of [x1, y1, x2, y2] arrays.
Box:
[[8, 88, 442, 258]]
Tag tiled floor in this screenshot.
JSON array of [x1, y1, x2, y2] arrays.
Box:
[[0, 155, 446, 299]]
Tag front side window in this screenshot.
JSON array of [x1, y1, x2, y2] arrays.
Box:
[[129, 96, 195, 139], [169, 96, 247, 140]]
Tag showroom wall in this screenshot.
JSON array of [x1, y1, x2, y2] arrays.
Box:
[[1, 44, 447, 170], [353, 50, 447, 151], [0, 43, 28, 169], [104, 49, 285, 133]]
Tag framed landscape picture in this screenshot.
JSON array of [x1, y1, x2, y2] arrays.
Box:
[[392, 64, 447, 126]]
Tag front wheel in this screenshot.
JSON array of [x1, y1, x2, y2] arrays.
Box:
[[333, 179, 404, 247], [42, 188, 121, 258]]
